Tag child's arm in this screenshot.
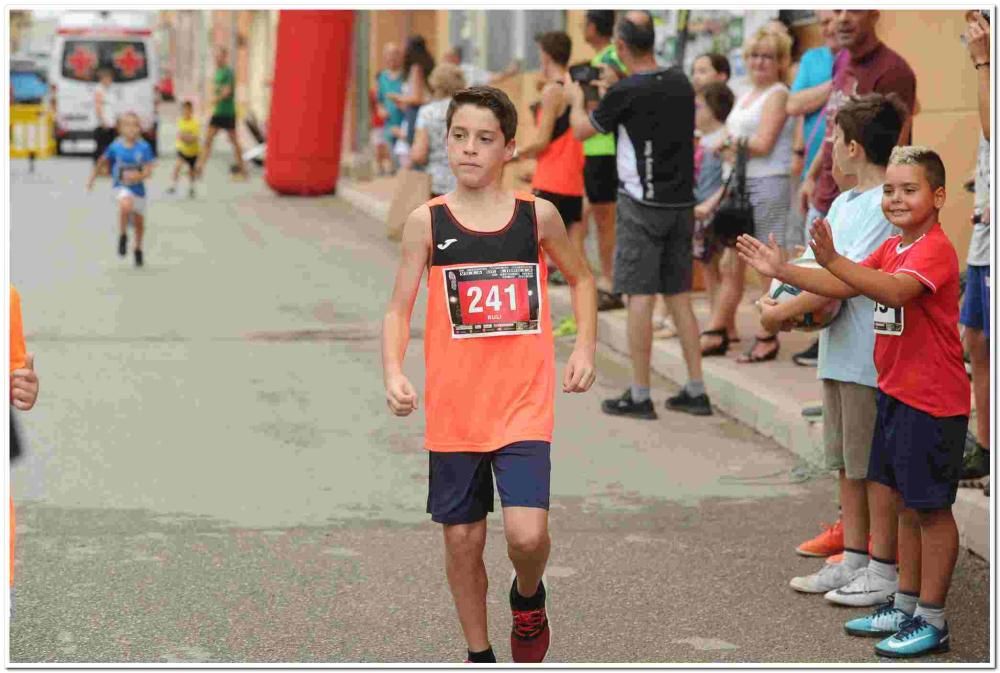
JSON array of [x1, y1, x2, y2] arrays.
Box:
[[737, 231, 858, 300], [9, 288, 37, 411], [537, 198, 597, 394], [87, 156, 108, 191], [382, 206, 432, 416], [810, 218, 926, 308], [694, 185, 725, 221], [758, 292, 835, 333]]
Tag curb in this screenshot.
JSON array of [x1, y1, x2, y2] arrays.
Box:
[[336, 178, 990, 562]]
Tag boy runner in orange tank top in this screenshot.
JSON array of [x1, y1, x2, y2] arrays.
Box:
[[382, 87, 597, 663], [9, 285, 39, 617]]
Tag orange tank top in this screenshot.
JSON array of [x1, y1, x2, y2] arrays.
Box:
[[423, 193, 555, 452], [531, 93, 585, 197], [10, 285, 25, 373]]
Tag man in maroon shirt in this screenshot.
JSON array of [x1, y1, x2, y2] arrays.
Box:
[[793, 10, 917, 368]]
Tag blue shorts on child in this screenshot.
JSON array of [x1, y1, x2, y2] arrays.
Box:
[[868, 391, 968, 510]]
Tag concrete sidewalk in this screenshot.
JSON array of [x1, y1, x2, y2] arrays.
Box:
[[337, 174, 990, 562]]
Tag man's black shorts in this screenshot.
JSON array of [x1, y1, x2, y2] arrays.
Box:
[[584, 155, 618, 204], [533, 189, 583, 228], [209, 114, 236, 131], [868, 391, 968, 510], [177, 151, 198, 169]]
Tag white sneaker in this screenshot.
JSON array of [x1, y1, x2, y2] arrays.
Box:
[[790, 561, 856, 593], [824, 566, 897, 607]]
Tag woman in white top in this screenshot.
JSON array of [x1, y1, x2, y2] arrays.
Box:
[[409, 63, 467, 197], [700, 28, 795, 364]]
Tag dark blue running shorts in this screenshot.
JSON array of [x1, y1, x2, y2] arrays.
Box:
[[427, 441, 551, 525], [960, 264, 990, 338], [868, 391, 969, 511]]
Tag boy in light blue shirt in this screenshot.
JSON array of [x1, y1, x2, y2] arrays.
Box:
[[757, 94, 908, 608]]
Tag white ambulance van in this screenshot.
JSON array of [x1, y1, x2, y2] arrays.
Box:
[[49, 10, 159, 155]]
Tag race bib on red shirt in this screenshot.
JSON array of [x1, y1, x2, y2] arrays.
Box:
[[873, 302, 904, 336], [443, 263, 542, 338]]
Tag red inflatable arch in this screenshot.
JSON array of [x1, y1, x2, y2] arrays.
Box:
[[266, 10, 354, 195]]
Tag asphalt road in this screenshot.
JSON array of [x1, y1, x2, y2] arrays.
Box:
[[7, 137, 990, 664]]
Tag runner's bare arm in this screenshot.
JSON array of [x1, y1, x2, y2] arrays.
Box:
[[516, 84, 563, 159], [87, 157, 108, 191], [382, 205, 432, 414], [537, 198, 597, 393]]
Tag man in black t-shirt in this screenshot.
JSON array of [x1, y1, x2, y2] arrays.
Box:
[[571, 10, 711, 419]]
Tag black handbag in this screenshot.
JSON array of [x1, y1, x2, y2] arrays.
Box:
[[710, 139, 755, 247]]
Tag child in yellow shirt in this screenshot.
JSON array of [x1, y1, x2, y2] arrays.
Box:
[[168, 100, 201, 198]]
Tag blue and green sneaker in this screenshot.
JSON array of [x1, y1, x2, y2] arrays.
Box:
[[844, 596, 910, 637], [875, 616, 950, 658]]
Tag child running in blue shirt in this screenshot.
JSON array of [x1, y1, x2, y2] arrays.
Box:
[[87, 111, 156, 267]]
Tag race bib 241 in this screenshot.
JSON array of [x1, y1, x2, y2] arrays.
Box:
[[443, 263, 542, 339]]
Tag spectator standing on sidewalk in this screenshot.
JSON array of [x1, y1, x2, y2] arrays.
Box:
[[376, 43, 406, 171], [699, 28, 795, 364], [196, 46, 248, 181], [571, 10, 712, 418], [764, 94, 906, 602], [388, 36, 435, 149], [690, 53, 731, 93], [409, 63, 466, 198], [580, 10, 627, 310], [794, 10, 916, 367], [959, 10, 991, 486], [512, 32, 586, 291], [93, 68, 117, 167]]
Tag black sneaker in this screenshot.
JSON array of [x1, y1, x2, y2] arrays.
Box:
[[134, 249, 143, 267], [961, 434, 989, 481], [118, 234, 127, 257], [665, 389, 713, 416], [602, 389, 657, 420], [793, 339, 819, 367], [166, 185, 176, 195]]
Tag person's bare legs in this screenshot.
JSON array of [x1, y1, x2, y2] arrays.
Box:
[[700, 254, 745, 351], [896, 498, 921, 595], [133, 212, 145, 252], [443, 520, 490, 652], [869, 481, 899, 562], [966, 328, 990, 449], [118, 197, 132, 237], [840, 469, 870, 552], [503, 507, 550, 598], [626, 294, 656, 388], [170, 158, 183, 189], [663, 291, 704, 383], [916, 507, 959, 606], [591, 202, 617, 293], [196, 125, 220, 176], [225, 128, 247, 176]]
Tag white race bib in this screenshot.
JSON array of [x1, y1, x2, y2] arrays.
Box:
[[874, 302, 904, 336], [443, 263, 542, 339]]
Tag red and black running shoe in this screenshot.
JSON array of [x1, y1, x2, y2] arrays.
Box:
[[509, 577, 550, 663]]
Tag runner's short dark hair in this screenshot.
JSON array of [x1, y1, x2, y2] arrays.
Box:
[[697, 53, 731, 80], [586, 10, 616, 38], [181, 99, 193, 110], [447, 86, 519, 144], [700, 82, 735, 123], [535, 31, 572, 67], [834, 93, 907, 167], [615, 11, 655, 54]]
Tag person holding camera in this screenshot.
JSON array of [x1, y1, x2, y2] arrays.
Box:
[[570, 10, 711, 419]]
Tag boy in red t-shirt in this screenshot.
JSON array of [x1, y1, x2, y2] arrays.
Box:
[[737, 146, 969, 658]]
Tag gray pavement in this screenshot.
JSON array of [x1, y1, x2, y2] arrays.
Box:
[[7, 142, 990, 663]]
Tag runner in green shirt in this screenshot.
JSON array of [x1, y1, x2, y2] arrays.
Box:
[[196, 45, 248, 180], [581, 11, 626, 309]]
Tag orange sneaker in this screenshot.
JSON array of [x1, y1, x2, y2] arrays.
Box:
[[796, 519, 844, 557]]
